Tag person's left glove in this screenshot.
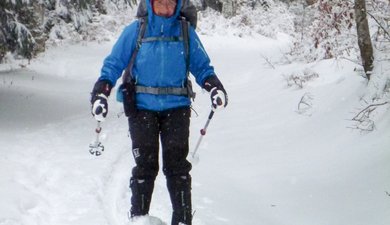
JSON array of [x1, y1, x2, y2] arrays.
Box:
[[203, 75, 228, 110], [90, 80, 112, 122]]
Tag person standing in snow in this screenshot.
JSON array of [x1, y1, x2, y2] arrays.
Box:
[[90, 0, 227, 224]]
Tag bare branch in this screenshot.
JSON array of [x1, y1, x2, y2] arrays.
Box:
[[366, 11, 390, 41], [349, 101, 389, 132], [297, 92, 314, 115], [260, 54, 276, 69], [352, 102, 389, 122], [339, 56, 362, 66]]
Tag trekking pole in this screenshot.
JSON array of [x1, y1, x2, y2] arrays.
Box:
[[191, 110, 215, 161], [89, 121, 105, 156]]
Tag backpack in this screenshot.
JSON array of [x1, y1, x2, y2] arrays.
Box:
[[117, 0, 197, 116], [136, 0, 198, 28]]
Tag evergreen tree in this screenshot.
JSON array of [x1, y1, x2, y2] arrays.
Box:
[[0, 0, 134, 63]]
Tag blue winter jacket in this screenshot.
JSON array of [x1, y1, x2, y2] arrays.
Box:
[[99, 0, 215, 111]]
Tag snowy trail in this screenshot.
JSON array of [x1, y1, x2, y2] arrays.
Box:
[[1, 35, 390, 225]]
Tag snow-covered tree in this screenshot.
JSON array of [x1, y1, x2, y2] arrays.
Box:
[[202, 0, 277, 17], [362, 0, 390, 101], [289, 0, 357, 62], [0, 0, 134, 63]]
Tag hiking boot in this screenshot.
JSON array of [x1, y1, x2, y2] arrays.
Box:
[[167, 175, 192, 225], [130, 178, 154, 217]]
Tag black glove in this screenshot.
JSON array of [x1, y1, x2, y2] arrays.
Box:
[[203, 75, 228, 110], [91, 80, 112, 121]]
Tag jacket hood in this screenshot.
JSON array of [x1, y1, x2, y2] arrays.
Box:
[[145, 0, 183, 23]]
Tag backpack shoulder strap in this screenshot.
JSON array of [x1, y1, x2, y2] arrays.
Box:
[[180, 18, 190, 76], [123, 17, 148, 84], [136, 17, 148, 50], [180, 18, 196, 101]]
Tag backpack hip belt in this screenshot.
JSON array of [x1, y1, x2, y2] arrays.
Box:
[[135, 85, 188, 96]]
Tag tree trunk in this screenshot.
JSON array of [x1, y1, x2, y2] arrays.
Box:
[[355, 0, 374, 80], [204, 0, 223, 12], [306, 0, 317, 5], [221, 0, 236, 17]]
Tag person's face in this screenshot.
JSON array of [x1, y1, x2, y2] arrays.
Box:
[[152, 0, 177, 17]]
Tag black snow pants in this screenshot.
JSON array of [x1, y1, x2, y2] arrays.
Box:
[[128, 107, 192, 225]]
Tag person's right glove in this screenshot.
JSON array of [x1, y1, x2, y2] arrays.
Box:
[[203, 75, 228, 110], [90, 80, 112, 122]]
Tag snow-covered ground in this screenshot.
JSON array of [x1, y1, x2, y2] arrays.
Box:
[[1, 29, 390, 225]]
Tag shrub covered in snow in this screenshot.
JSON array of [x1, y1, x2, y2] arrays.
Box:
[[197, 0, 295, 38], [288, 0, 358, 63]]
